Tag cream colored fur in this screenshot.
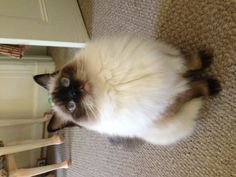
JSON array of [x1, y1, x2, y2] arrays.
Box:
[[51, 36, 203, 145]]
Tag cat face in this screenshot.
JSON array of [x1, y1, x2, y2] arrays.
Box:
[[34, 60, 94, 132]]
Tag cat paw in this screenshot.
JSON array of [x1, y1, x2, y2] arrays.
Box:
[[199, 50, 213, 69], [207, 78, 221, 96]]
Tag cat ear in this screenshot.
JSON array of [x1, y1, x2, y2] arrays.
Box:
[[33, 74, 51, 90], [47, 114, 78, 132], [33, 71, 59, 90]]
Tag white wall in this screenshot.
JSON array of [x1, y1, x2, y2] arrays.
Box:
[[25, 46, 47, 56]]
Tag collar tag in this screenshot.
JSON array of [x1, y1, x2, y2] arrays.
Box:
[[48, 96, 52, 107]]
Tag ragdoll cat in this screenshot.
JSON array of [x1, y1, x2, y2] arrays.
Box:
[[34, 36, 221, 145]]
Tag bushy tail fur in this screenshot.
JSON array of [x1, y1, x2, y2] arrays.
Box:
[[138, 98, 203, 145]]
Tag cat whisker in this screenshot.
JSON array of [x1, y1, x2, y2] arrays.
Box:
[[82, 98, 97, 118], [87, 104, 96, 118]]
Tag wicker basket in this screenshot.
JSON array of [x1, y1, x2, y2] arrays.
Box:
[[0, 141, 8, 177], [0, 44, 26, 59]]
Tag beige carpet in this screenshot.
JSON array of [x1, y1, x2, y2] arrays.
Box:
[[52, 0, 236, 176]]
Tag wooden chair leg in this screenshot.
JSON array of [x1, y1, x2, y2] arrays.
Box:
[[9, 160, 69, 177], [0, 135, 64, 156]]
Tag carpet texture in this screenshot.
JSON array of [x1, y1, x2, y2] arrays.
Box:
[[54, 0, 236, 176]]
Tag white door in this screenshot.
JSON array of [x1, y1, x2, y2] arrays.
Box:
[[0, 0, 89, 47]]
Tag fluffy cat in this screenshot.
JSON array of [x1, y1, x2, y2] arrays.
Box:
[[34, 36, 221, 145]]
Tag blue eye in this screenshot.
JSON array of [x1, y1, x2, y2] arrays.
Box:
[[67, 100, 76, 112], [61, 77, 70, 87]]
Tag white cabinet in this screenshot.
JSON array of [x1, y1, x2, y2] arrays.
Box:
[[0, 56, 54, 168]]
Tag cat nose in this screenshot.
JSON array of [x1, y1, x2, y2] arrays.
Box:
[[68, 88, 78, 99], [72, 90, 77, 97]]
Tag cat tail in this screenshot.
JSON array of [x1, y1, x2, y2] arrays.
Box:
[[138, 98, 203, 145]]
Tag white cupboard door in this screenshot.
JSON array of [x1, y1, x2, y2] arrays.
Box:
[[0, 0, 89, 47]]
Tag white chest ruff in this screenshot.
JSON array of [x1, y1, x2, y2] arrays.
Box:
[[86, 109, 153, 137]]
